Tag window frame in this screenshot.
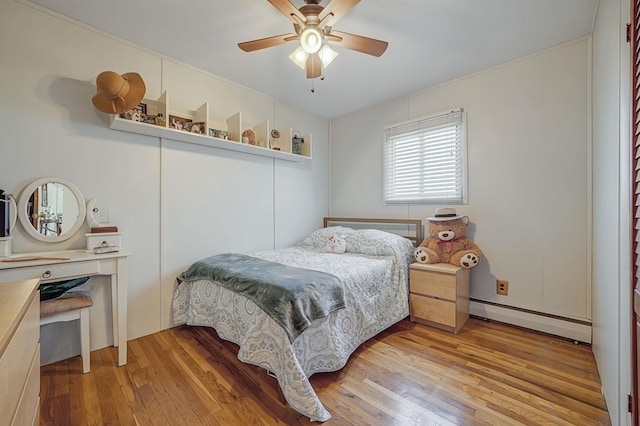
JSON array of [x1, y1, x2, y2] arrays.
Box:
[[382, 108, 468, 205]]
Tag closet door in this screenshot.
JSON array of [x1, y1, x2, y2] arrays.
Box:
[[632, 0, 640, 423]]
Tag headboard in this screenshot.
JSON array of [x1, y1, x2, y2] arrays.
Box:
[[323, 217, 423, 246]]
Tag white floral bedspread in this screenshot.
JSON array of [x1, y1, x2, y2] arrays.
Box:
[[172, 229, 413, 421]]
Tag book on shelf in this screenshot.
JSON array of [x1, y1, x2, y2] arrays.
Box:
[[90, 226, 118, 233]]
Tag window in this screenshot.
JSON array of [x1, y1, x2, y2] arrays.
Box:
[[383, 108, 467, 204]]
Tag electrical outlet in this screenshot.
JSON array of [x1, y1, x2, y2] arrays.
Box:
[[497, 279, 509, 296]]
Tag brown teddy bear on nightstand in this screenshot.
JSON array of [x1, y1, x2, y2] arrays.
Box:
[[414, 207, 483, 269]]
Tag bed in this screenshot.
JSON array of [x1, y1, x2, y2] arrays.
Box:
[[171, 218, 422, 421]]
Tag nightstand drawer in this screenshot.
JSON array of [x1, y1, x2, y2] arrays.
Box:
[[410, 269, 456, 300], [410, 294, 456, 327]]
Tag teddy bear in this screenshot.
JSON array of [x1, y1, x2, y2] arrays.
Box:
[[414, 207, 482, 269], [326, 234, 347, 253]]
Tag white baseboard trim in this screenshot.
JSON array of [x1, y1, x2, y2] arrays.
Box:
[[470, 299, 592, 344]]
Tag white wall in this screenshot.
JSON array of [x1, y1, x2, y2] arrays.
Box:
[[331, 39, 591, 335], [0, 1, 329, 363], [592, 0, 631, 424]]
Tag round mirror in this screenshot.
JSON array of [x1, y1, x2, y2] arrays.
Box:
[[17, 177, 86, 242]]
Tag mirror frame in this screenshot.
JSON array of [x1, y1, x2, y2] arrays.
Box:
[[17, 177, 86, 243], [8, 195, 17, 234]]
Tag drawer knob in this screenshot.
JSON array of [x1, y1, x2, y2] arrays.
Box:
[[42, 270, 51, 279]]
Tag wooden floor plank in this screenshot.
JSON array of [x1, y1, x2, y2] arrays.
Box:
[[40, 318, 611, 425]]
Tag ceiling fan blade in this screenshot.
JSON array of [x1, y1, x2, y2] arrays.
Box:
[[268, 0, 307, 24], [238, 33, 297, 52], [318, 0, 361, 27], [306, 53, 322, 79], [329, 30, 388, 57]]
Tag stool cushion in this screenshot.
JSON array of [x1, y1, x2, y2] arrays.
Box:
[[40, 276, 91, 301], [40, 291, 93, 318]]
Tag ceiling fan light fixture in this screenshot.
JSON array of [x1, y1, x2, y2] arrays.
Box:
[[289, 46, 308, 70], [319, 44, 338, 68], [300, 27, 323, 54]]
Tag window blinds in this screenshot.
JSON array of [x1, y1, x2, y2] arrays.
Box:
[[383, 109, 466, 204]]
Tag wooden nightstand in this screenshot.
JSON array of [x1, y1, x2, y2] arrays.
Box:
[[409, 263, 470, 333]]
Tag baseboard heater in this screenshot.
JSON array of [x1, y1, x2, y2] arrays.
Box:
[[470, 298, 592, 344]]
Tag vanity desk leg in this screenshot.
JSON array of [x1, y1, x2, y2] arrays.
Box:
[[115, 256, 128, 366], [111, 274, 118, 348]]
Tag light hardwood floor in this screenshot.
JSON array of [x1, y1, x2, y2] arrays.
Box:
[[40, 318, 610, 425]]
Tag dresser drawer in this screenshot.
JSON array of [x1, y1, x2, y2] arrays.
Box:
[[410, 269, 456, 300], [410, 293, 456, 327], [0, 260, 99, 283], [12, 344, 40, 426], [0, 292, 39, 422]]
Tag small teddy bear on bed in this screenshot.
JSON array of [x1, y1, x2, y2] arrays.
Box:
[[326, 234, 347, 253], [414, 207, 482, 269]]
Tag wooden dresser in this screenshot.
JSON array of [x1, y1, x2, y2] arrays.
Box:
[[409, 263, 470, 333], [0, 279, 40, 426]]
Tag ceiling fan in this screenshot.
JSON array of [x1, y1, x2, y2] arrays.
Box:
[[238, 0, 388, 79]]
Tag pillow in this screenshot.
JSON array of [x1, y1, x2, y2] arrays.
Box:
[[345, 229, 414, 257], [299, 226, 354, 248], [325, 234, 347, 253]]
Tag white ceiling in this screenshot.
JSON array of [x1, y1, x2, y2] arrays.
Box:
[[30, 0, 598, 119]]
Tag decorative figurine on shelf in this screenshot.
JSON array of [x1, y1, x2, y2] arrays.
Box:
[[190, 122, 205, 135], [131, 106, 144, 122], [155, 113, 166, 127], [92, 70, 146, 114], [242, 129, 256, 145], [414, 207, 483, 269], [270, 129, 280, 150], [292, 130, 304, 155], [210, 129, 228, 139]]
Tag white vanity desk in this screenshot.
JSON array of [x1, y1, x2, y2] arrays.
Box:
[[0, 249, 131, 366]]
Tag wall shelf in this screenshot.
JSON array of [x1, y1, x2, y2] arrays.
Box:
[[108, 91, 312, 163]]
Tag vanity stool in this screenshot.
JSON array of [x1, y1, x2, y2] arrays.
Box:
[[40, 291, 93, 373]]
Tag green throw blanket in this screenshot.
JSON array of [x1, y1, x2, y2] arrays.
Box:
[[177, 253, 345, 342], [40, 276, 91, 301]]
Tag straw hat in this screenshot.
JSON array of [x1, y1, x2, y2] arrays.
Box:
[[427, 207, 465, 222], [92, 71, 146, 114]]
